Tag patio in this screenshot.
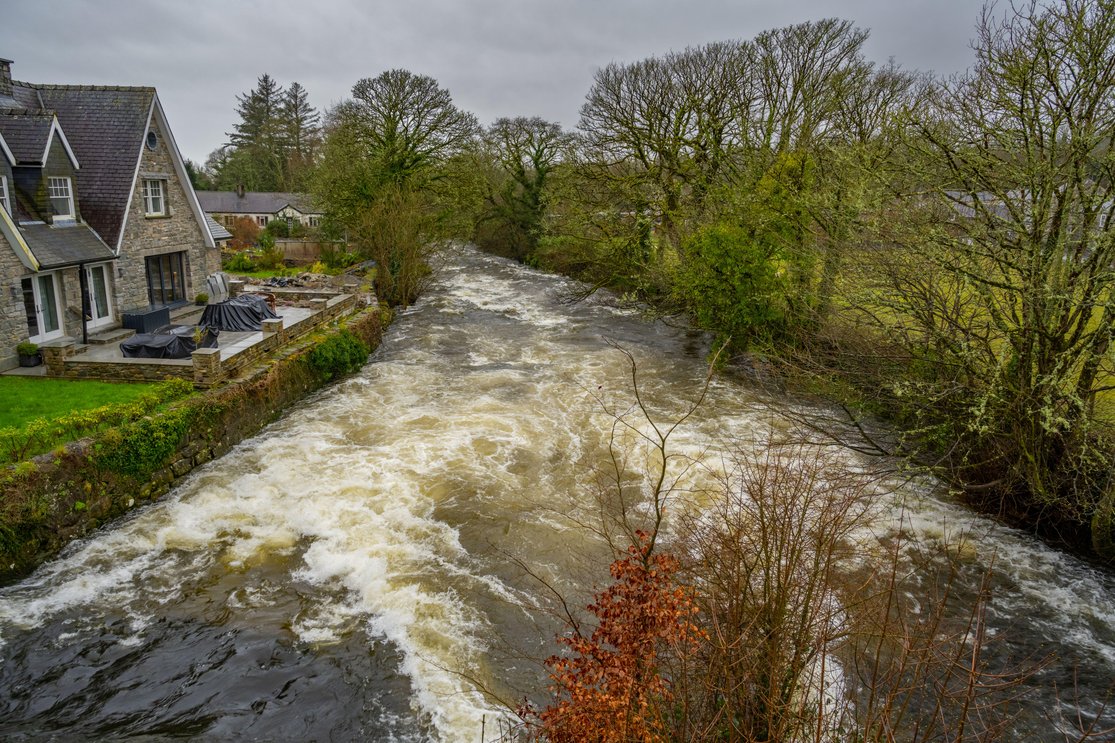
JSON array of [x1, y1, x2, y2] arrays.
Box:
[[14, 291, 361, 387]]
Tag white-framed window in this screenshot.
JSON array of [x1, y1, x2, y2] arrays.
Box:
[[256, 215, 269, 227], [308, 215, 320, 228], [0, 175, 9, 215], [142, 179, 166, 216], [47, 176, 74, 220]]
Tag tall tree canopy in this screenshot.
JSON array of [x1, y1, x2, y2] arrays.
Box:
[[208, 74, 322, 191]]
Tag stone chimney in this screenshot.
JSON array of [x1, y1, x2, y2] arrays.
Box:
[[0, 58, 13, 99], [236, 183, 245, 198]]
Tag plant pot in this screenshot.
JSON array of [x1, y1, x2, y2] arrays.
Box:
[[18, 353, 41, 368]]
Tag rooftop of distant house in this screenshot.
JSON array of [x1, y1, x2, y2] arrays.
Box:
[[195, 189, 319, 216]]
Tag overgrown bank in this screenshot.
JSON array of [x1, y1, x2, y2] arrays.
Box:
[[0, 305, 390, 583]]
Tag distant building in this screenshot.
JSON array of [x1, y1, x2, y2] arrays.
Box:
[[196, 188, 323, 232], [0, 57, 219, 369]]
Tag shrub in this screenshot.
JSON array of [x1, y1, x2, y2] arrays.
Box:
[[320, 243, 360, 271], [94, 406, 193, 480], [224, 251, 256, 273], [16, 341, 38, 357], [229, 216, 260, 251], [307, 330, 370, 380], [674, 223, 786, 350], [264, 219, 291, 238]]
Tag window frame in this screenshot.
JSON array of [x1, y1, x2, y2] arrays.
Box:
[[142, 178, 166, 217], [145, 251, 187, 308], [0, 175, 9, 215], [47, 176, 74, 221]]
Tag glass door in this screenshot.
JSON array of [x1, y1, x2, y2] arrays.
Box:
[[22, 272, 63, 342], [85, 263, 113, 328]]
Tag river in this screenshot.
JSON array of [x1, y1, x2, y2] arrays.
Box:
[[1, 247, 1113, 741]]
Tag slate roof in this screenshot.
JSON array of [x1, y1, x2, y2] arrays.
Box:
[[205, 213, 232, 241], [196, 190, 319, 215], [19, 222, 115, 269], [8, 82, 42, 111], [15, 83, 155, 249], [0, 112, 54, 164]]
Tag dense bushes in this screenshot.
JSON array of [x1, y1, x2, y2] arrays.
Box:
[[674, 224, 786, 349], [307, 329, 371, 380]]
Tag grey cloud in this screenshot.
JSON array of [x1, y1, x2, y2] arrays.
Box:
[[0, 0, 982, 163]]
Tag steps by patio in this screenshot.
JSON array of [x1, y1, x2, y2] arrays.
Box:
[[86, 327, 135, 345]]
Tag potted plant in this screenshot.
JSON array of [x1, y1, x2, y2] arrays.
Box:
[[195, 292, 209, 306], [16, 341, 41, 367]]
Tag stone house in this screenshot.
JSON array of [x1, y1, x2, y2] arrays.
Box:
[[196, 188, 323, 232], [0, 58, 219, 370]]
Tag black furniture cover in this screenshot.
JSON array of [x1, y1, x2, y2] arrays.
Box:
[[198, 294, 279, 332], [121, 326, 219, 359]]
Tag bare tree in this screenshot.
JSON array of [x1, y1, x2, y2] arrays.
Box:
[[476, 117, 570, 261], [337, 69, 480, 186]]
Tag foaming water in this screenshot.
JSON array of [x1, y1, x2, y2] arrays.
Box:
[[1, 247, 1113, 740]]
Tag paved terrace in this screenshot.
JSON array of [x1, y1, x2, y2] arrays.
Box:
[[25, 290, 362, 388]]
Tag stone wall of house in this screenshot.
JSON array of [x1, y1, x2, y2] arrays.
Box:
[[0, 231, 29, 369], [114, 115, 219, 314]]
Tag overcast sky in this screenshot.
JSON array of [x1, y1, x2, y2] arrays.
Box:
[[1, 0, 984, 166]]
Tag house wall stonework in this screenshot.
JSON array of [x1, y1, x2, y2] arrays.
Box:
[[114, 116, 218, 312], [0, 233, 29, 368]]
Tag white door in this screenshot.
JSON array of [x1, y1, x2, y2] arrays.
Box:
[[22, 272, 64, 342], [85, 263, 113, 328]]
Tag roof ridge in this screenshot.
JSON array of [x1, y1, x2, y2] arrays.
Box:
[[14, 81, 156, 93]]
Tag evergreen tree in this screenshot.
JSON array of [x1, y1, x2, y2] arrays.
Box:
[[224, 74, 288, 191], [282, 81, 321, 189]]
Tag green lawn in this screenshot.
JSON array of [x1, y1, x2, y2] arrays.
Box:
[[0, 377, 162, 430]]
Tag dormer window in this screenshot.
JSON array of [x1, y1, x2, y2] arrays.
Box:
[[48, 176, 74, 221], [143, 179, 166, 216], [0, 176, 9, 215]]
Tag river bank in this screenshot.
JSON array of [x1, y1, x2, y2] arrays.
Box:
[[0, 304, 391, 583]]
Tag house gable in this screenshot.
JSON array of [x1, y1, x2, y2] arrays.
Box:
[[112, 110, 217, 311]]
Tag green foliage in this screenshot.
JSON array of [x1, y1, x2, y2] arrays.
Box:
[[256, 235, 285, 270], [211, 74, 321, 192], [16, 341, 38, 356], [195, 292, 209, 304], [264, 219, 290, 238], [307, 330, 370, 381], [675, 224, 786, 349], [318, 243, 359, 271], [94, 406, 193, 481], [223, 251, 257, 273]]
